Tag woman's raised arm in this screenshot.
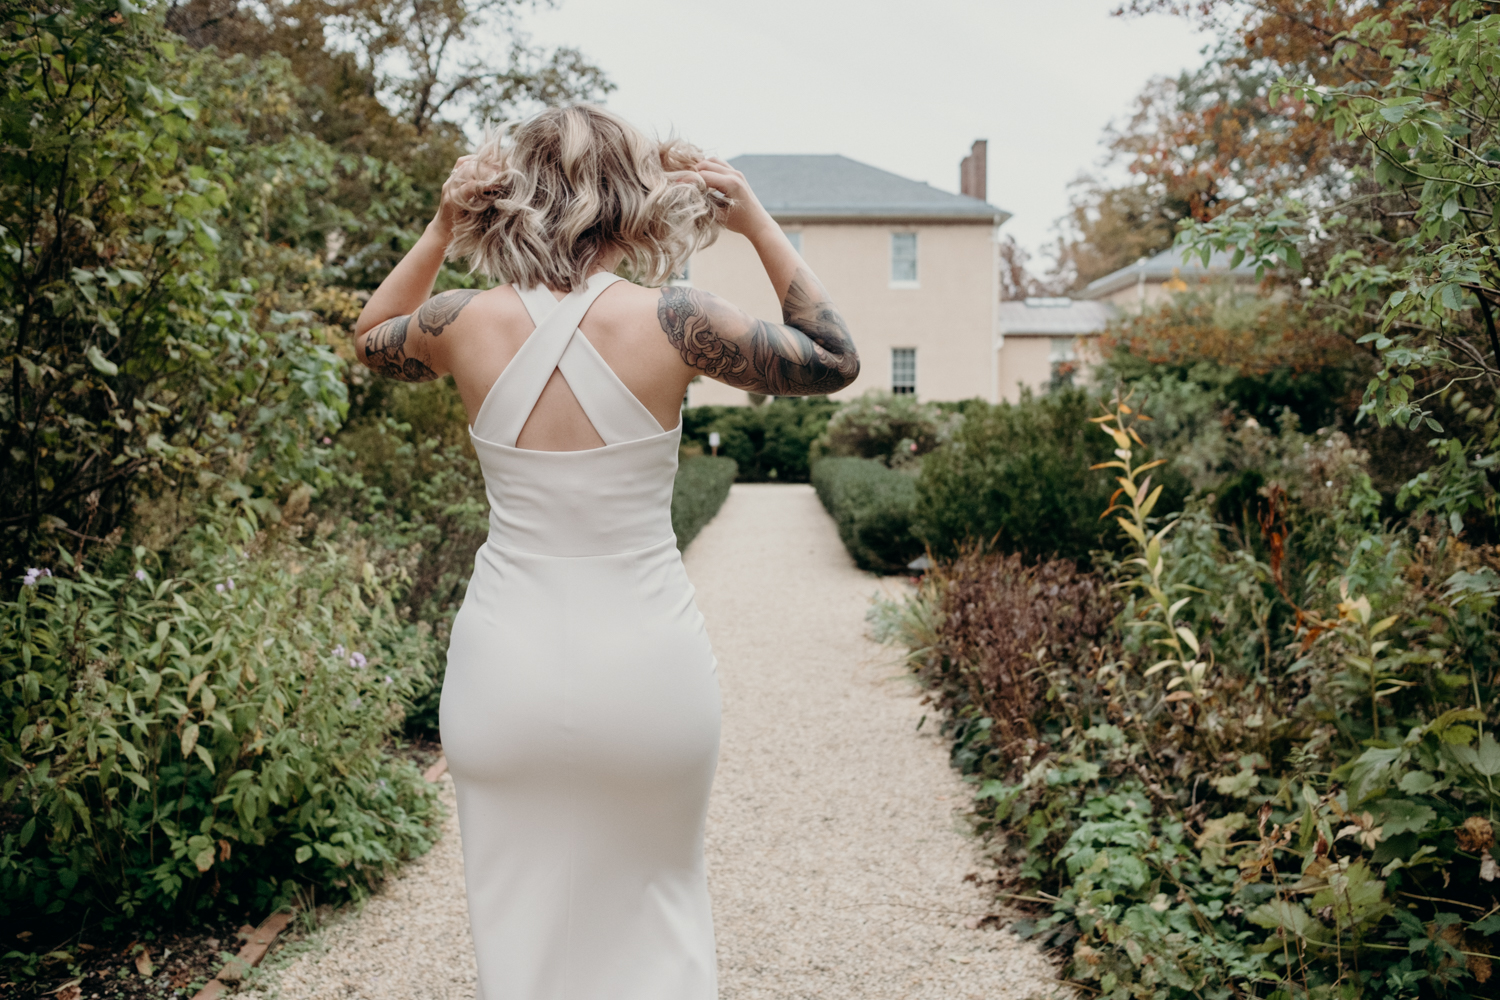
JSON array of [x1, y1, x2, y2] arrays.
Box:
[[660, 159, 859, 396]]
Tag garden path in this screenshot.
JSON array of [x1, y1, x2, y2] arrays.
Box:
[[242, 483, 1062, 1000]]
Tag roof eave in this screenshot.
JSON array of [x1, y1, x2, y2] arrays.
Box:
[[767, 208, 1011, 225]]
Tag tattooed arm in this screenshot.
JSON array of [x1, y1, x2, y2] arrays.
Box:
[[355, 289, 483, 382], [667, 158, 859, 395], [658, 269, 858, 395], [353, 154, 480, 381]]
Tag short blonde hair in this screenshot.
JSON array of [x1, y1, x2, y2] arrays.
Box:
[[445, 104, 722, 291]]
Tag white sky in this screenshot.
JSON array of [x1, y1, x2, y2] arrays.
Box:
[[517, 0, 1210, 268]]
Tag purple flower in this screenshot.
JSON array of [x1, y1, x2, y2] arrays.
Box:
[[332, 644, 347, 658], [22, 567, 50, 587], [322, 436, 332, 445], [215, 583, 225, 594], [134, 569, 148, 582], [383, 675, 393, 685], [225, 577, 235, 591], [350, 652, 367, 669], [349, 696, 363, 709]]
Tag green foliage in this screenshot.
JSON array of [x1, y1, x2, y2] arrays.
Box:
[[812, 391, 958, 468], [880, 393, 1500, 998], [680, 397, 839, 482], [0, 515, 442, 939], [0, 4, 351, 579], [671, 456, 737, 552], [913, 390, 1173, 562], [810, 458, 920, 574]]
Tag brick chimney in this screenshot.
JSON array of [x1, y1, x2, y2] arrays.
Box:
[[960, 140, 987, 202]]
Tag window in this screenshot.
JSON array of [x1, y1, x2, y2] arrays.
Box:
[[1049, 336, 1077, 390], [891, 347, 916, 394], [890, 232, 918, 286], [784, 231, 802, 253]]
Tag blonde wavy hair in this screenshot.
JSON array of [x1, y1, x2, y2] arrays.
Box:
[[445, 104, 723, 291]]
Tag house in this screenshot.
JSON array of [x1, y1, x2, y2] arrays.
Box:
[[993, 247, 1263, 400], [995, 297, 1118, 402], [1081, 246, 1260, 310], [683, 144, 1009, 405]]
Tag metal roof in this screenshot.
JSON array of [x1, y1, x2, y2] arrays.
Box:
[[1082, 246, 1259, 299], [998, 298, 1118, 335], [729, 154, 1009, 224]]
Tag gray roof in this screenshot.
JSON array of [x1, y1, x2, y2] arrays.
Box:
[[730, 154, 1008, 224], [998, 298, 1118, 335], [1083, 246, 1259, 299]]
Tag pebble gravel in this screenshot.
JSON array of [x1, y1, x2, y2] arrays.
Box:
[[241, 482, 1065, 1000]]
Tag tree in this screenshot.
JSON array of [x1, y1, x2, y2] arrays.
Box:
[[0, 3, 349, 579], [1176, 0, 1500, 531]]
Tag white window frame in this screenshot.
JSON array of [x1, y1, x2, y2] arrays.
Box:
[[891, 347, 917, 394], [890, 232, 919, 288]]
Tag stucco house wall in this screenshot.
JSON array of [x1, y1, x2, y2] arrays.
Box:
[[685, 221, 998, 406]]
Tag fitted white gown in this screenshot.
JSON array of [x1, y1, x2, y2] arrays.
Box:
[[440, 273, 722, 1000]]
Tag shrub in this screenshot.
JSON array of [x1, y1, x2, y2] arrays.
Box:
[[671, 456, 738, 551], [680, 397, 840, 481], [812, 391, 958, 467], [879, 390, 1500, 998], [0, 515, 443, 940], [913, 389, 1190, 562], [810, 458, 920, 573]]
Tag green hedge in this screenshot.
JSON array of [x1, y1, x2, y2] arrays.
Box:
[[680, 397, 839, 481], [672, 456, 738, 550], [914, 389, 1186, 562], [810, 458, 922, 573]]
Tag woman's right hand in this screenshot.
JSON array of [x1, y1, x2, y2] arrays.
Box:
[[694, 157, 773, 237], [431, 154, 476, 242]]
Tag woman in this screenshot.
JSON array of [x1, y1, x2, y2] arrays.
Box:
[[352, 104, 858, 1000]]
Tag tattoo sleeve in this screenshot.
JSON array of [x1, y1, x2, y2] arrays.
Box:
[[358, 289, 481, 382], [657, 268, 859, 395], [359, 315, 439, 382]]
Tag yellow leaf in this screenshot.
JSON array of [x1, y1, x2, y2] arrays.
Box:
[[1176, 627, 1201, 655], [180, 723, 199, 758], [1370, 615, 1398, 637]]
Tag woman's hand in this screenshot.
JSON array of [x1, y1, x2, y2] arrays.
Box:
[[430, 154, 476, 242], [694, 157, 774, 238]]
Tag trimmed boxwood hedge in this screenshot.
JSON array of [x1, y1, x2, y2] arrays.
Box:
[[810, 458, 922, 573], [672, 456, 738, 550]]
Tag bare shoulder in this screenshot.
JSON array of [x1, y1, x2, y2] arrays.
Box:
[[414, 285, 525, 339]]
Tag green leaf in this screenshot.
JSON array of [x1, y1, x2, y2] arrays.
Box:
[[294, 845, 313, 864], [85, 344, 118, 376], [1442, 197, 1461, 220]]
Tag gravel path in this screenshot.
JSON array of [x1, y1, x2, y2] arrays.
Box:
[[244, 483, 1062, 1000]]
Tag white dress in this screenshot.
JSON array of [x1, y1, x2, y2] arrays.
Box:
[[439, 273, 722, 1000]]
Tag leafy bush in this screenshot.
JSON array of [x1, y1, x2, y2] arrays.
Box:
[[0, 4, 353, 579], [671, 456, 738, 551], [913, 389, 1181, 562], [0, 514, 443, 940], [878, 391, 1500, 998], [811, 458, 920, 573], [812, 391, 958, 467], [680, 397, 839, 482]]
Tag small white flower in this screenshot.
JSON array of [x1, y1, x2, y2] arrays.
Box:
[[262, 638, 274, 648], [134, 569, 148, 582], [226, 577, 235, 591], [350, 652, 367, 669], [1325, 480, 1333, 487], [22, 568, 41, 586], [332, 644, 347, 658], [215, 583, 225, 594], [383, 675, 393, 685]]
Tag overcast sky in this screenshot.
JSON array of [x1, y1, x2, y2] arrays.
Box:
[[519, 0, 1211, 268]]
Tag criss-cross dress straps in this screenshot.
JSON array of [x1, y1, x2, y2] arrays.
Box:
[[470, 273, 666, 448]]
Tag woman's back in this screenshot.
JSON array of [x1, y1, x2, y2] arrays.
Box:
[[346, 103, 860, 1000]]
